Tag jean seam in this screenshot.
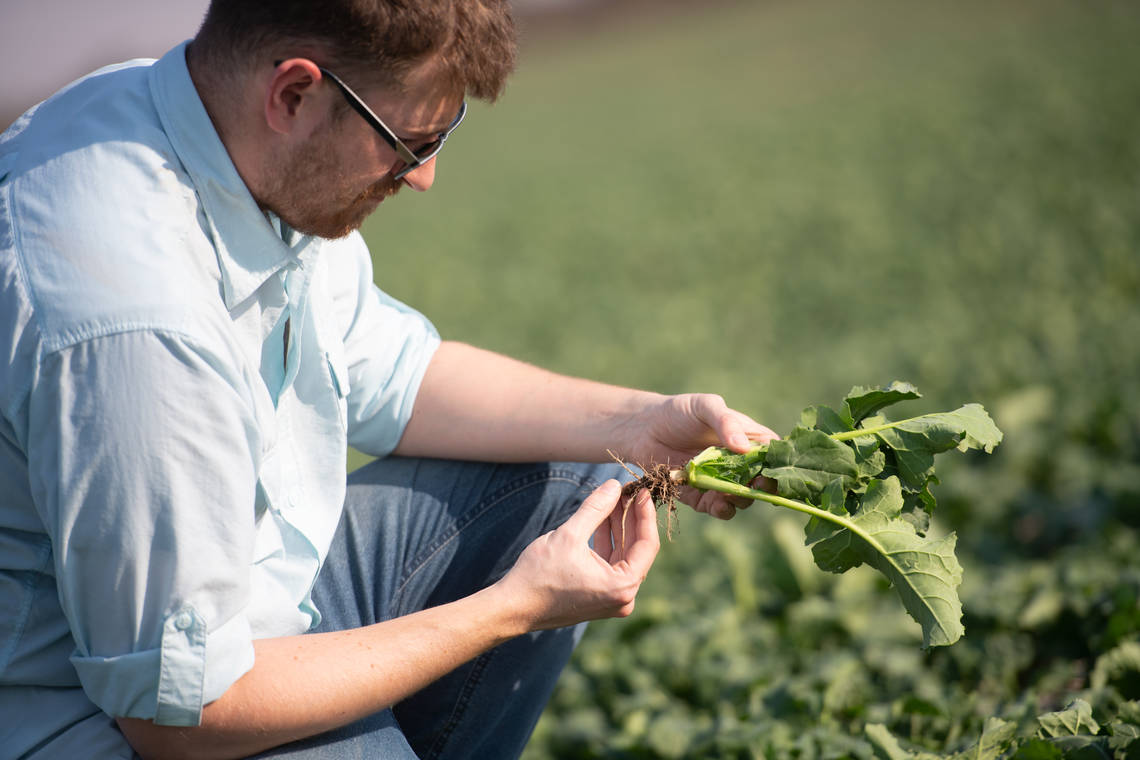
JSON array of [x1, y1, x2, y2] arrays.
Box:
[[391, 467, 597, 609], [420, 645, 496, 759]]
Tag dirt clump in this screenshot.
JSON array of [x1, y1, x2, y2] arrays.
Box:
[[613, 454, 685, 540]]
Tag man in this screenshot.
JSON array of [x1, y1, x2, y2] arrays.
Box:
[[0, 1, 776, 758]]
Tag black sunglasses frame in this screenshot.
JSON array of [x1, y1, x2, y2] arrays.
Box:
[[273, 60, 467, 180]]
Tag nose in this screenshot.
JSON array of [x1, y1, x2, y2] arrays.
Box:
[[400, 158, 436, 192]]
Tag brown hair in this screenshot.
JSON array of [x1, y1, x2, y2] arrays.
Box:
[[192, 0, 516, 101]]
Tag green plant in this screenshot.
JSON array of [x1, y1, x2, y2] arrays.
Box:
[[634, 382, 1002, 648]]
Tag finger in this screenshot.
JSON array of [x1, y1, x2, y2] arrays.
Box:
[[686, 488, 735, 520], [691, 396, 777, 453], [608, 498, 628, 562], [725, 492, 754, 509], [704, 491, 738, 520], [561, 480, 622, 541], [620, 489, 659, 577], [593, 518, 614, 563], [750, 474, 778, 494], [721, 413, 779, 453], [712, 497, 738, 520], [676, 484, 714, 515], [741, 419, 780, 446], [676, 483, 700, 505]]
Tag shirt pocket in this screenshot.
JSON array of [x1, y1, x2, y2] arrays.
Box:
[[324, 348, 349, 432]]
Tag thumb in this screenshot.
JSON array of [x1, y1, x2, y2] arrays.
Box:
[[560, 480, 623, 541]]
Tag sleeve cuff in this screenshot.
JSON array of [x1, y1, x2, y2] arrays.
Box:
[[70, 606, 254, 725]]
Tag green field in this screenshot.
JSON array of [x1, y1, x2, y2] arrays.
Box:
[[360, 1, 1140, 756]]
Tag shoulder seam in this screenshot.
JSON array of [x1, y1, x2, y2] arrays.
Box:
[[39, 322, 205, 360]]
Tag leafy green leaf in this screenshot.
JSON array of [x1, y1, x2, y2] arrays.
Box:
[[1013, 739, 1066, 760], [945, 403, 1006, 454], [850, 404, 1003, 493], [688, 445, 766, 486], [875, 422, 965, 493], [1109, 721, 1140, 752], [801, 404, 856, 433], [1118, 703, 1140, 724], [974, 717, 1019, 760], [844, 381, 923, 424], [811, 477, 965, 647], [1091, 641, 1140, 698], [803, 478, 850, 546], [762, 428, 860, 502], [1038, 699, 1101, 737]]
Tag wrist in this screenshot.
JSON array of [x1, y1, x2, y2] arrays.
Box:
[[601, 390, 667, 461], [473, 580, 536, 640]]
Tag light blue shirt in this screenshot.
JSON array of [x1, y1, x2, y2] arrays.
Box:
[[0, 42, 439, 757]]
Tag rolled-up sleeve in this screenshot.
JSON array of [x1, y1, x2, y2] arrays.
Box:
[[328, 237, 440, 457], [26, 328, 260, 725]]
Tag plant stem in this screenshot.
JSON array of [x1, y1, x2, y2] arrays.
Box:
[[829, 420, 908, 441], [684, 470, 873, 542]]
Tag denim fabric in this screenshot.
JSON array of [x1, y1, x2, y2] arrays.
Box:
[[251, 457, 625, 760]]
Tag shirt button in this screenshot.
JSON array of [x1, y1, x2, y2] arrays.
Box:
[[175, 611, 194, 631]]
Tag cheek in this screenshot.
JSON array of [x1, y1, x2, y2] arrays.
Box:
[[342, 121, 400, 179]]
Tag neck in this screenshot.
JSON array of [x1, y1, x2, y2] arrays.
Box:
[[186, 41, 270, 202]]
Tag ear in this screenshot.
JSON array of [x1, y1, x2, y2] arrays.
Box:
[[263, 58, 327, 136]]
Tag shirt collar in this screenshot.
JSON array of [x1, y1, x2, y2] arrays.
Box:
[[148, 41, 319, 309]]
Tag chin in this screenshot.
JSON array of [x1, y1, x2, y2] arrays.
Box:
[[277, 180, 398, 240]]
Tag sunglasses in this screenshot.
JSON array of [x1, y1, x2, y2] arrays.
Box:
[[275, 61, 467, 180]]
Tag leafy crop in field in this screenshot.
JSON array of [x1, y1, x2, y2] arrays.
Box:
[[667, 382, 1002, 648]]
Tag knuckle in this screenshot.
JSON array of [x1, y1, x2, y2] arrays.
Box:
[[615, 586, 638, 608], [707, 394, 729, 414]]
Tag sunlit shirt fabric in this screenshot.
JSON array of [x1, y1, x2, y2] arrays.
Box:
[[0, 42, 439, 757]]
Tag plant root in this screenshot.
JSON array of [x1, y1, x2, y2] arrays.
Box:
[[609, 451, 686, 541]]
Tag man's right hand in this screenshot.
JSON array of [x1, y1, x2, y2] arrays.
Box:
[[492, 480, 660, 632]]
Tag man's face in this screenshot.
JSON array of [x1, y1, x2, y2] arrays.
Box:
[[264, 121, 402, 239], [263, 69, 463, 240]]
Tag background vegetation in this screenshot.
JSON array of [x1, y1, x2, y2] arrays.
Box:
[[358, 0, 1140, 756]]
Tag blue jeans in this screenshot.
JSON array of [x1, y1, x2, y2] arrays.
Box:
[[250, 457, 622, 760]]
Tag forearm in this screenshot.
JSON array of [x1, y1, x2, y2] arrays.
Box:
[[394, 340, 663, 462], [117, 585, 525, 760]]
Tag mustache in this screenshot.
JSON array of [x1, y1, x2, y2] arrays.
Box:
[[359, 174, 402, 204]]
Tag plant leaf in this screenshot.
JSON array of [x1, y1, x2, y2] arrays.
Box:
[[688, 445, 766, 485], [875, 422, 964, 493], [1090, 640, 1140, 694], [803, 478, 849, 546], [973, 717, 1019, 760], [1109, 722, 1140, 755], [801, 404, 855, 433], [864, 404, 999, 493], [762, 429, 860, 503], [945, 403, 1005, 453], [811, 477, 965, 647], [1037, 699, 1101, 737], [1011, 739, 1064, 760], [844, 381, 922, 424]]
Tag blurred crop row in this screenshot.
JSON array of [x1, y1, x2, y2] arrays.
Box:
[[358, 0, 1140, 756]]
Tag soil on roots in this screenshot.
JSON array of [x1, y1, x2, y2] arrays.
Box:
[[615, 456, 684, 540]]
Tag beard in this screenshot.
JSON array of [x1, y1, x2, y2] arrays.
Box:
[[260, 131, 403, 240]]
